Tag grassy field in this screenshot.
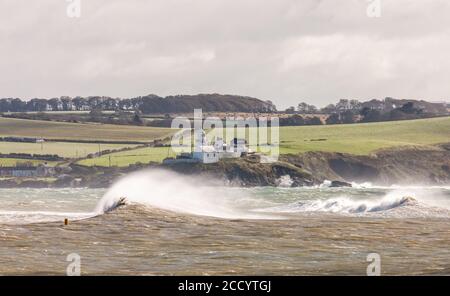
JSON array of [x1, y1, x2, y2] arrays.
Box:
[[0, 117, 174, 142], [77, 117, 450, 167], [0, 158, 60, 167], [279, 116, 450, 155], [2, 116, 440, 167], [0, 142, 138, 158], [77, 147, 175, 167]]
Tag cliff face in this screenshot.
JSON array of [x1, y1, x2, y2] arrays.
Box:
[[156, 144, 450, 187], [1, 144, 449, 188], [158, 143, 450, 187], [159, 157, 317, 187], [282, 144, 450, 185]]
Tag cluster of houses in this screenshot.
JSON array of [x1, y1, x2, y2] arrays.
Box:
[[0, 163, 55, 178], [163, 129, 250, 164], [0, 137, 45, 143]]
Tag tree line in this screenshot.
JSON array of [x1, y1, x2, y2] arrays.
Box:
[[1, 94, 447, 126], [283, 97, 449, 125], [0, 94, 277, 114]]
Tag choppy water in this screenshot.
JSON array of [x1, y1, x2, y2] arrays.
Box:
[[0, 170, 449, 275]]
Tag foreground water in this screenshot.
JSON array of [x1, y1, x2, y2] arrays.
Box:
[[0, 170, 449, 275]]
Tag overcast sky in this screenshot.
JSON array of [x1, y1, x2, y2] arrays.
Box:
[[1, 0, 449, 108]]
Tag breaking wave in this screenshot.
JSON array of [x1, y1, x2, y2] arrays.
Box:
[[277, 175, 294, 187], [263, 195, 417, 214], [2, 171, 448, 224], [255, 187, 450, 218], [96, 170, 450, 219], [0, 170, 450, 224], [96, 169, 278, 219]]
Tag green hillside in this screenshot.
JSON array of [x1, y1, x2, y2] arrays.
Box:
[[279, 116, 450, 155], [77, 117, 450, 167]]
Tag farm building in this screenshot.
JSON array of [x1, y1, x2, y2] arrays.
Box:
[[1, 137, 45, 143], [192, 146, 220, 164], [163, 129, 249, 164], [0, 164, 54, 177]]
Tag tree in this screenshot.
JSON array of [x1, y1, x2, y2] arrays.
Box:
[[336, 99, 350, 111], [288, 115, 305, 125], [133, 112, 143, 125], [388, 109, 408, 121], [349, 99, 361, 111], [89, 109, 102, 121], [297, 102, 308, 113], [264, 100, 277, 112], [326, 113, 341, 125], [297, 102, 318, 114], [305, 116, 322, 125], [0, 99, 11, 112], [325, 111, 355, 125], [27, 99, 48, 112], [360, 107, 382, 122], [11, 98, 26, 112], [360, 107, 371, 118], [285, 106, 296, 114], [321, 104, 336, 114], [48, 98, 62, 111], [400, 102, 420, 114], [341, 110, 356, 124]]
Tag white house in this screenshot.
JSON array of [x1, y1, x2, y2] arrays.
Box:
[[229, 138, 248, 154], [213, 137, 226, 152], [192, 146, 220, 164], [164, 129, 249, 164], [191, 129, 220, 163], [213, 137, 249, 159]]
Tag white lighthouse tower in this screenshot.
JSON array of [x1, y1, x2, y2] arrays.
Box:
[[192, 128, 219, 164]]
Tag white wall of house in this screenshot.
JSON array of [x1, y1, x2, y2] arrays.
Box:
[[193, 151, 219, 164]]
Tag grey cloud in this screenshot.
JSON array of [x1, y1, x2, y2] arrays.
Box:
[[0, 0, 449, 108]]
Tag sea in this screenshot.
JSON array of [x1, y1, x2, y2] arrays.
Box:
[[0, 170, 449, 275]]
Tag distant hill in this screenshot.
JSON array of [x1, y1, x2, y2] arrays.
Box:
[[136, 94, 277, 114]]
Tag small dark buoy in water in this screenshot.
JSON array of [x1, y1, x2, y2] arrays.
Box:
[[64, 218, 69, 226]]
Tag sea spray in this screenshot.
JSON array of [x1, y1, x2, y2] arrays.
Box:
[[253, 186, 450, 217], [0, 183, 449, 224], [293, 195, 417, 214], [97, 170, 450, 219], [277, 175, 294, 188], [95, 169, 277, 219]]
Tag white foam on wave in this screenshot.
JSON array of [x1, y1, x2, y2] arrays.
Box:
[[270, 195, 416, 214], [97, 170, 450, 219], [96, 169, 278, 219], [1, 172, 447, 223], [310, 180, 375, 189], [347, 181, 450, 191], [316, 180, 450, 191], [257, 187, 450, 218], [276, 175, 294, 188]]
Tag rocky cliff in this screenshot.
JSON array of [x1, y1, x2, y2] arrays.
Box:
[[1, 144, 449, 188]]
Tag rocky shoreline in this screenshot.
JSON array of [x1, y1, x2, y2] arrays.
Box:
[[1, 144, 450, 189]]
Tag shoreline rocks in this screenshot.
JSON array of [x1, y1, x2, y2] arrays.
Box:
[[330, 180, 352, 188], [1, 145, 450, 188]]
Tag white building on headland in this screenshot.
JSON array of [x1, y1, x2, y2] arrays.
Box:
[[193, 145, 220, 164], [192, 129, 221, 164], [164, 129, 249, 164], [212, 137, 248, 159]]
